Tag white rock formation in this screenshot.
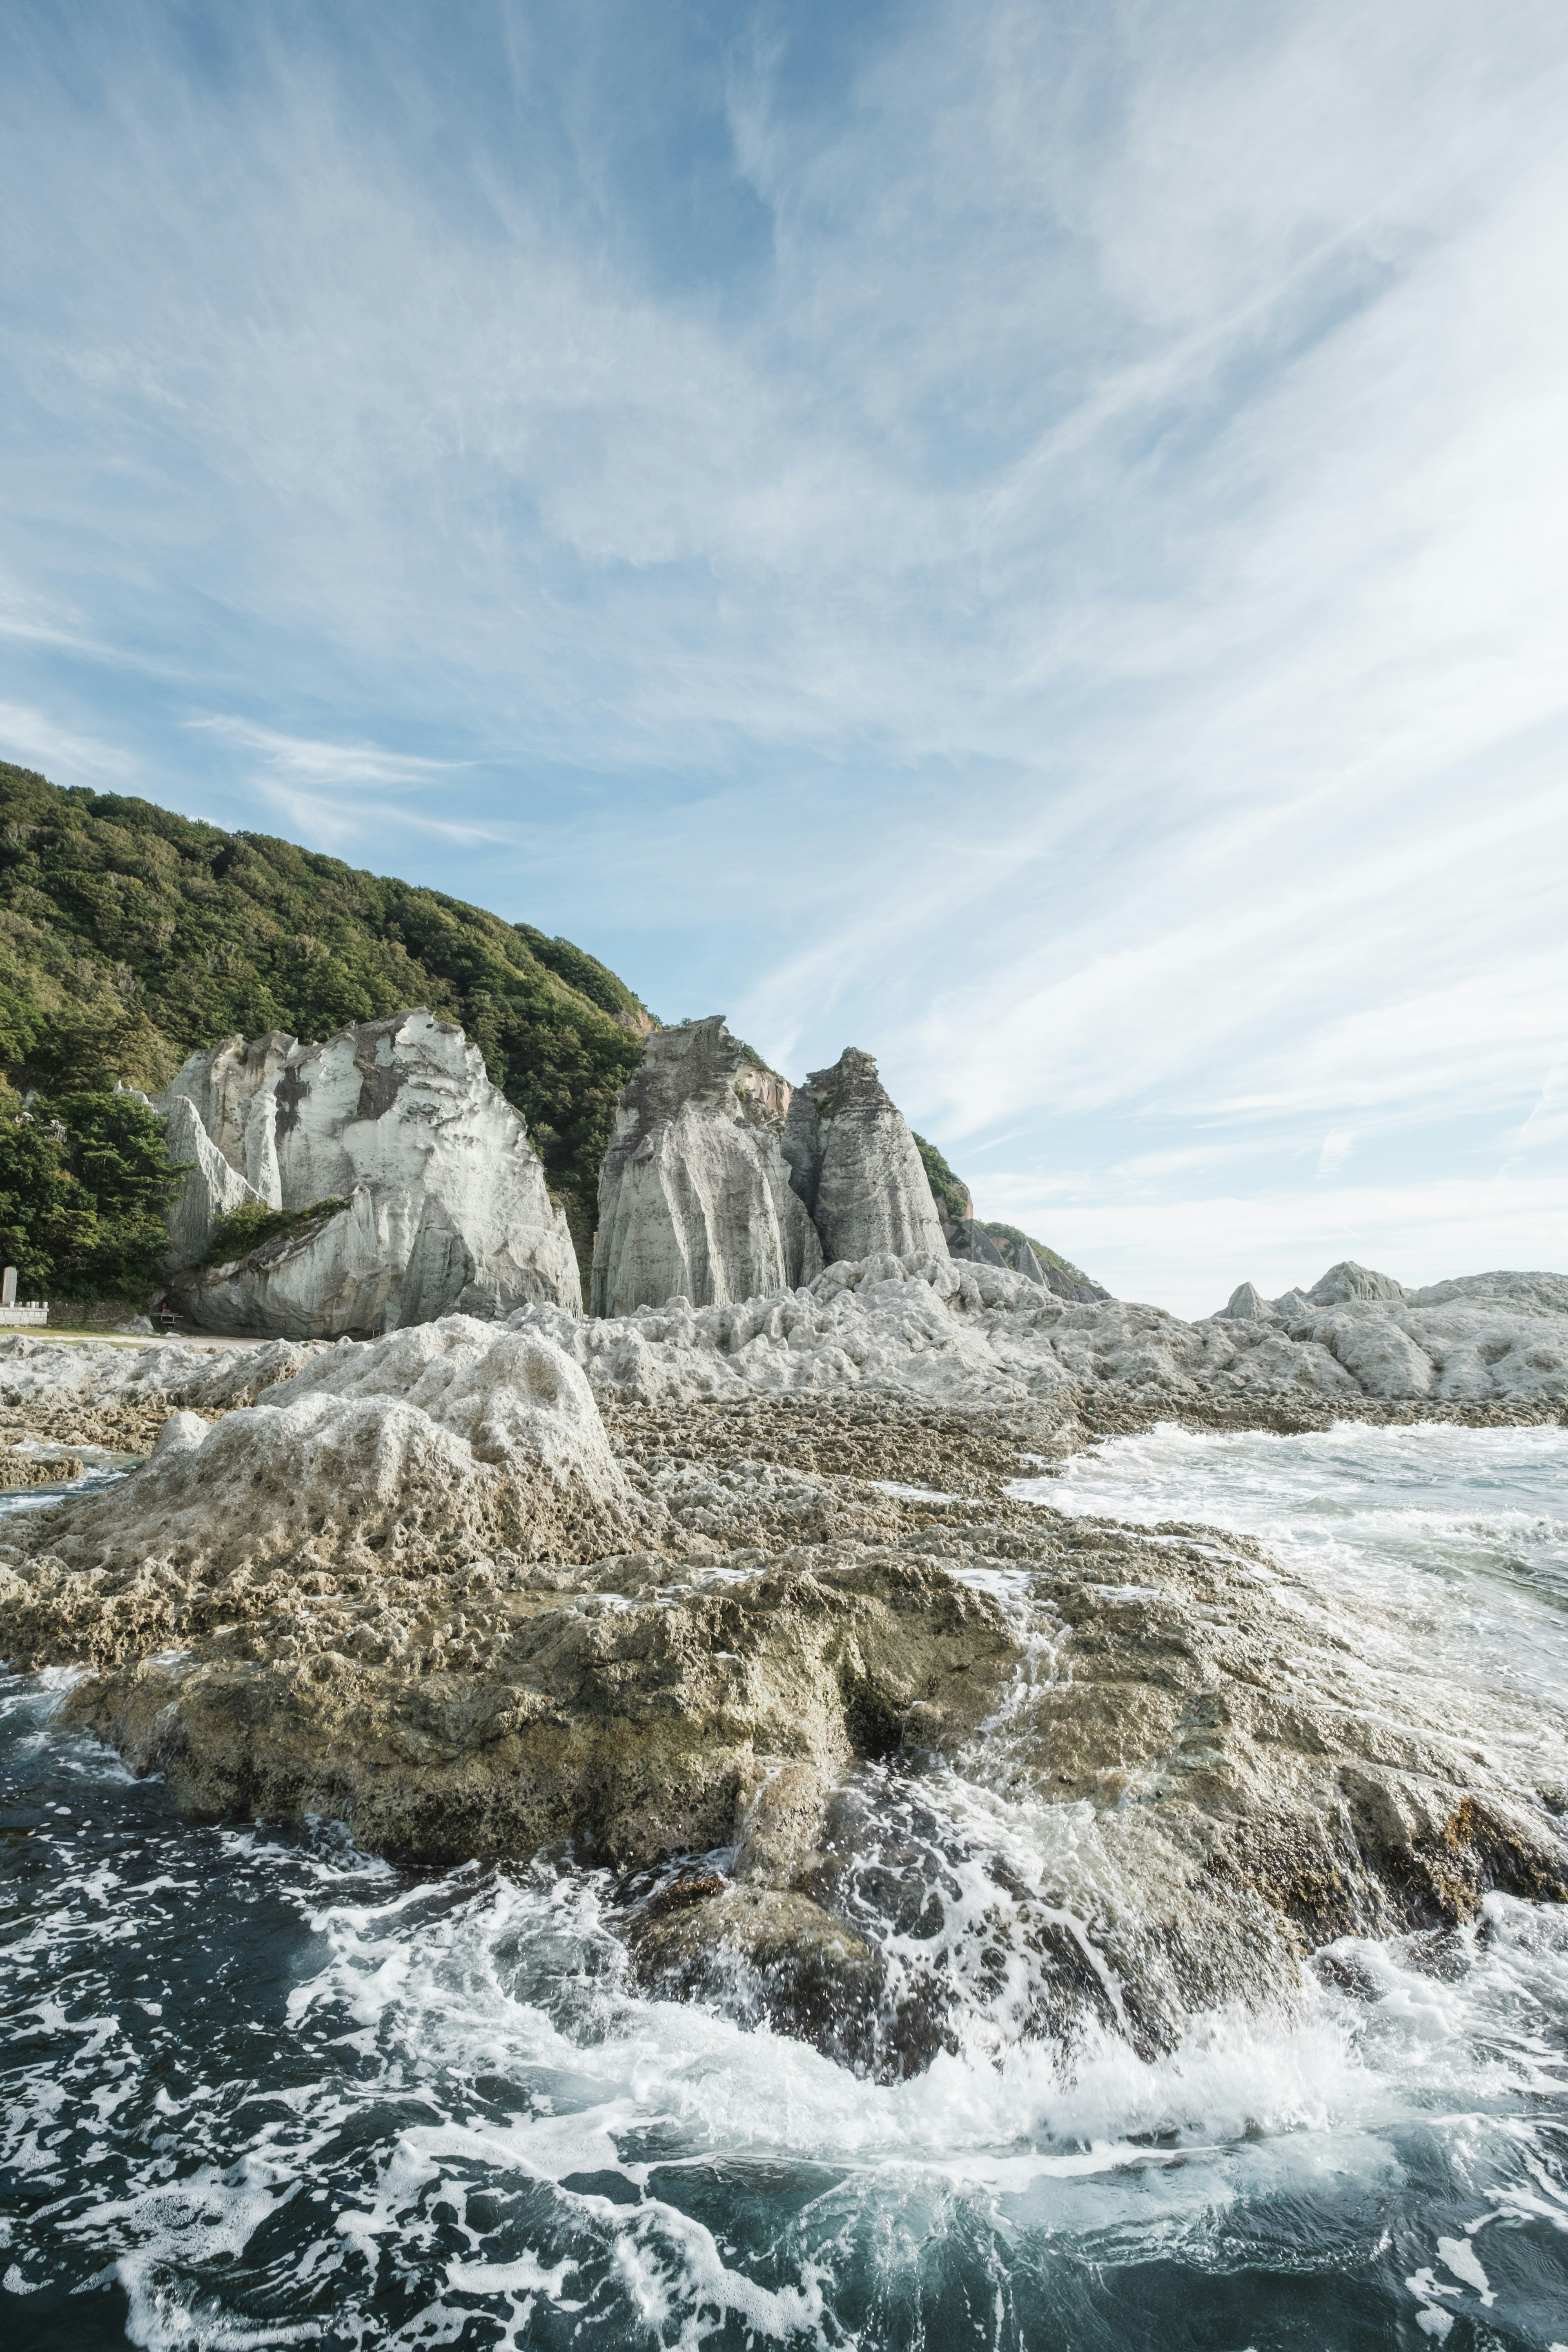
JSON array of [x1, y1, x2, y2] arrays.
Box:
[[1216, 1281, 1275, 1321], [161, 1029, 294, 1204], [1307, 1259, 1407, 1305], [782, 1048, 947, 1267], [158, 1009, 581, 1337], [162, 1095, 268, 1268], [36, 1317, 650, 1575], [591, 1018, 822, 1317], [510, 1255, 1568, 1411], [0, 1330, 327, 1412]]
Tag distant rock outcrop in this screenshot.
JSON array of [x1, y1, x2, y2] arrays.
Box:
[[947, 1219, 1109, 1303], [591, 1017, 822, 1317], [1307, 1259, 1407, 1306], [1216, 1281, 1275, 1321], [159, 1009, 581, 1338], [782, 1048, 947, 1267]]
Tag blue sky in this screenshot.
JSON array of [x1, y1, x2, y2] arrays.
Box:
[[3, 0, 1565, 1314]]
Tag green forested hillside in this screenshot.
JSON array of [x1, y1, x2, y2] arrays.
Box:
[[0, 763, 654, 1263]]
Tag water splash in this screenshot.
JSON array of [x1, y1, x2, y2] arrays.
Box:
[[6, 1425, 1568, 2345]]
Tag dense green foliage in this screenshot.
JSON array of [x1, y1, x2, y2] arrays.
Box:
[[203, 1198, 348, 1267], [911, 1131, 971, 1225], [0, 1088, 184, 1299], [0, 763, 655, 1276]]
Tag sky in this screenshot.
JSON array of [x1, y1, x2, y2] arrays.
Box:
[[2, 0, 1565, 1316]]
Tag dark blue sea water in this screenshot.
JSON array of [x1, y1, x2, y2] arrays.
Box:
[[4, 1425, 1568, 2349]]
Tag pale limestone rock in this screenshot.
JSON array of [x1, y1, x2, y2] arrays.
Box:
[[184, 1182, 473, 1342], [592, 1017, 822, 1316], [29, 1317, 649, 1577], [1407, 1270, 1568, 1315], [0, 1331, 329, 1414], [162, 1094, 266, 1268], [783, 1048, 947, 1267], [1217, 1281, 1276, 1321], [1308, 1259, 1407, 1305], [520, 1252, 1568, 1411], [161, 1030, 295, 1208], [1310, 1305, 1435, 1399], [159, 1009, 580, 1336], [944, 1218, 1010, 1270]]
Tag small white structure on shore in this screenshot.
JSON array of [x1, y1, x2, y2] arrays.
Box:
[[0, 1267, 49, 1327]]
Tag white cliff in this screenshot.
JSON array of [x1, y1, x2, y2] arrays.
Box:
[[591, 1017, 822, 1316], [782, 1047, 947, 1267], [159, 1009, 580, 1337]]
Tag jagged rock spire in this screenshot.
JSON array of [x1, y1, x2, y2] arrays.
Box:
[[592, 1017, 822, 1316], [782, 1047, 946, 1267]]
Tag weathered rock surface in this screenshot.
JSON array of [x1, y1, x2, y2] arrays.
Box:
[[10, 1405, 1565, 2074], [1218, 1281, 1274, 1321], [591, 1018, 822, 1316], [160, 1009, 581, 1336], [7, 1318, 648, 1587], [0, 1330, 330, 1454], [517, 1252, 1568, 1413], [162, 1093, 267, 1268], [1309, 1258, 1406, 1305], [783, 1048, 947, 1267]]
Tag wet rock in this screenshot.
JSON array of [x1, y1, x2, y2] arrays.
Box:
[[0, 1446, 84, 1487], [733, 1760, 830, 1885], [15, 1552, 1017, 1879], [626, 1885, 887, 2064], [592, 1017, 822, 1316], [782, 1048, 947, 1268], [161, 1009, 581, 1336]]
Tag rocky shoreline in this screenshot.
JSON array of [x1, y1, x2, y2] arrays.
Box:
[[4, 1295, 1567, 2082]]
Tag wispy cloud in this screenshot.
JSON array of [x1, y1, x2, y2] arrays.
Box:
[[0, 0, 1563, 1303], [0, 701, 138, 783]]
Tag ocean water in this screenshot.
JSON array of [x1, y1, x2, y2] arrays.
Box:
[[3, 1425, 1568, 2350]]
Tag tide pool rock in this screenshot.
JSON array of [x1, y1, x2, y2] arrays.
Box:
[[159, 1009, 581, 1336], [782, 1048, 947, 1267], [591, 1017, 822, 1316]]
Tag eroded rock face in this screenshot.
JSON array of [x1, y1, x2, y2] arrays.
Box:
[[1217, 1281, 1274, 1321], [1308, 1259, 1406, 1305], [162, 1094, 267, 1268], [11, 1437, 1565, 2077], [782, 1048, 947, 1267], [591, 1017, 822, 1317], [512, 1250, 1568, 1413], [160, 1009, 581, 1336], [8, 1317, 648, 1585]]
